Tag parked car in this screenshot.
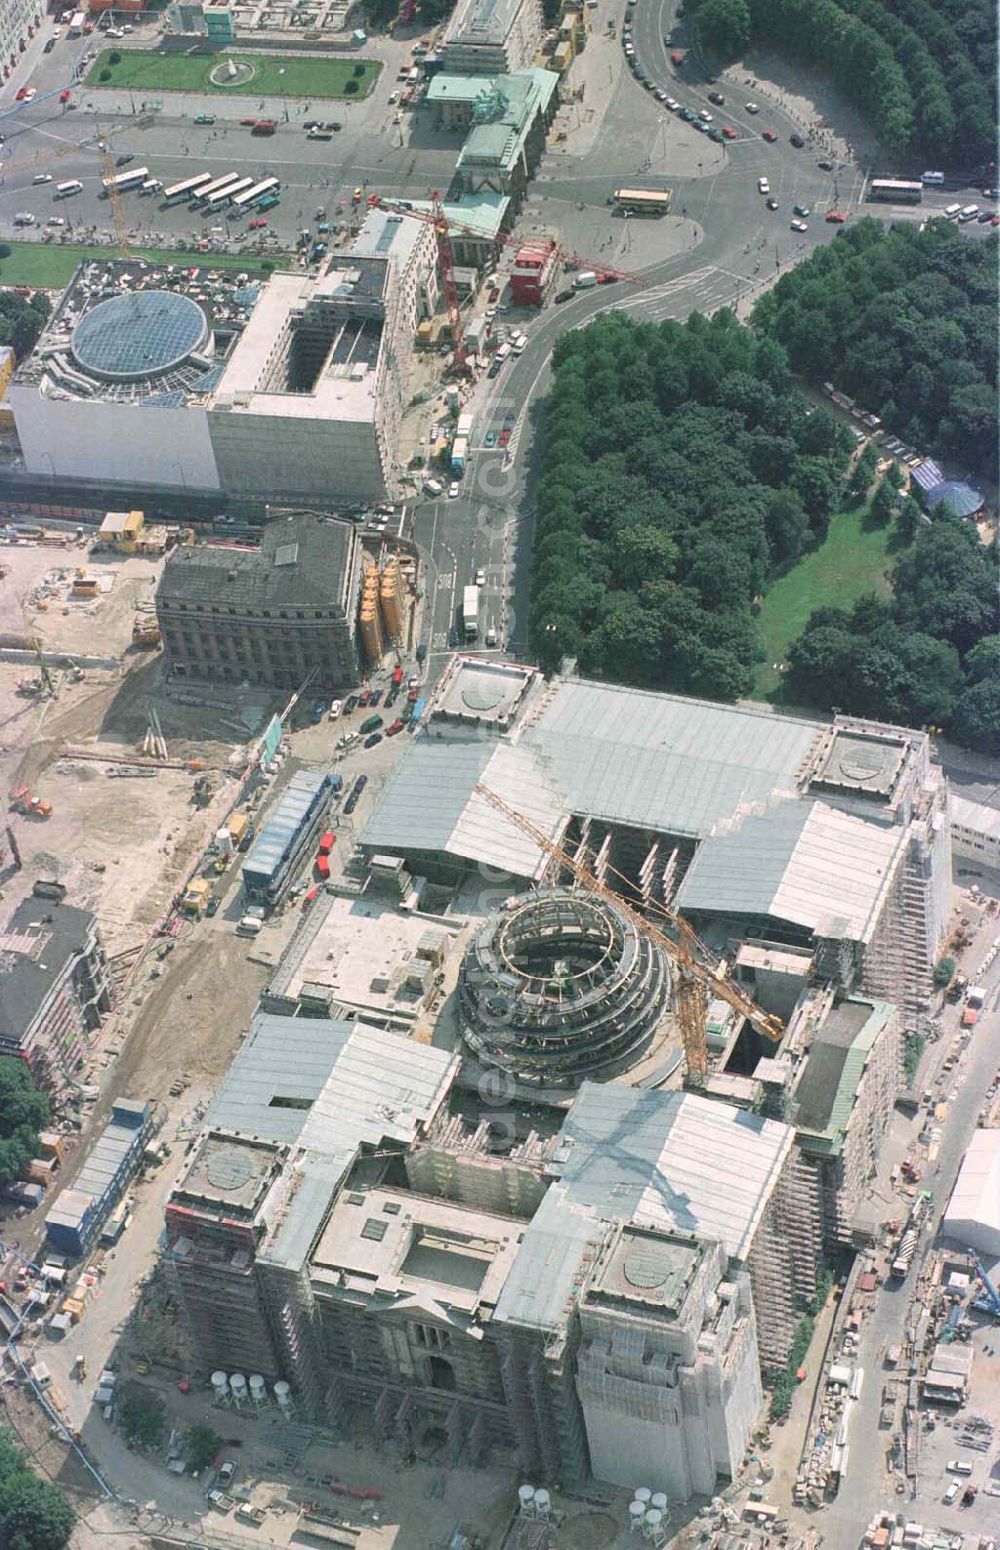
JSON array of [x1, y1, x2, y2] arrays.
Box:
[[386, 719, 405, 736], [343, 695, 359, 715], [364, 733, 382, 749], [206, 896, 220, 917], [708, 91, 725, 106], [328, 699, 343, 720], [758, 177, 770, 194], [722, 125, 737, 139], [817, 158, 833, 171], [423, 477, 444, 496], [790, 217, 808, 232], [761, 128, 777, 142], [789, 132, 805, 148], [825, 209, 846, 223], [115, 152, 134, 167], [194, 114, 216, 125], [745, 101, 760, 114], [793, 204, 810, 218], [766, 197, 780, 210]]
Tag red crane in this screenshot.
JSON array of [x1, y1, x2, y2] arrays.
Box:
[[372, 195, 645, 369], [430, 190, 470, 376]]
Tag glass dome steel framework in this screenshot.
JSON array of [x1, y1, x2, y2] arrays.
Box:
[[459, 889, 672, 1088]]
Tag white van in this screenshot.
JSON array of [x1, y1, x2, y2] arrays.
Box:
[[33, 172, 53, 184], [574, 270, 599, 289], [946, 1460, 972, 1475], [921, 171, 945, 185], [236, 915, 262, 937], [494, 341, 512, 361], [13, 212, 36, 226], [943, 203, 962, 219], [943, 1481, 959, 1504], [958, 204, 979, 222]]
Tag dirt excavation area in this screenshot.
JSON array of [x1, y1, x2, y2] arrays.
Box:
[[0, 539, 274, 958]]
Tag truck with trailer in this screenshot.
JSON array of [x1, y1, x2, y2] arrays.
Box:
[[462, 585, 480, 641], [451, 437, 468, 474]]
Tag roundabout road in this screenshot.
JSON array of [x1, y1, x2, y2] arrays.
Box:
[[413, 0, 860, 675]]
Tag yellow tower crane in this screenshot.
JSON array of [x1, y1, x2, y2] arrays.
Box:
[[473, 782, 784, 1084], [94, 123, 131, 258]]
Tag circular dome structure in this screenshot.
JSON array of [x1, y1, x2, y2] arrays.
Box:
[[459, 889, 671, 1089], [72, 290, 209, 383]]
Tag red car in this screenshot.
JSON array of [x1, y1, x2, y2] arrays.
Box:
[[248, 217, 268, 230], [302, 886, 320, 912], [825, 210, 847, 223], [761, 129, 777, 142], [15, 86, 26, 100], [59, 89, 71, 103], [722, 125, 737, 140], [670, 51, 684, 67], [240, 117, 257, 126], [385, 719, 405, 736], [498, 429, 511, 447]]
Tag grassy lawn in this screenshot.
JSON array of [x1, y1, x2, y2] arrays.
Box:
[[753, 500, 902, 700], [0, 242, 292, 288], [87, 49, 380, 99]]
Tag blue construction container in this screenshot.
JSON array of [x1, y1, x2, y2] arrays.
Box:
[[44, 1099, 152, 1258], [241, 770, 336, 905]]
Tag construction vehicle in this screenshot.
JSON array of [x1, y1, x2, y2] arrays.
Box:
[[473, 784, 783, 1082], [132, 617, 161, 649], [8, 787, 52, 819], [972, 1254, 1000, 1319], [181, 878, 211, 918]]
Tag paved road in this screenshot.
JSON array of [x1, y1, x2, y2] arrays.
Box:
[[812, 907, 1000, 1545]]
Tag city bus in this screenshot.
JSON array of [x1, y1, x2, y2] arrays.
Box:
[[191, 173, 240, 207], [867, 179, 922, 205], [101, 166, 149, 197], [204, 175, 255, 210], [231, 177, 280, 213], [55, 180, 83, 199], [162, 173, 214, 207], [611, 187, 672, 216]]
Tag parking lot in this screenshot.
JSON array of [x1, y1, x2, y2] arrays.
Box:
[[0, 17, 461, 254]]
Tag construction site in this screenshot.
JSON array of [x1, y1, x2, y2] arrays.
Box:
[[3, 581, 995, 1550]]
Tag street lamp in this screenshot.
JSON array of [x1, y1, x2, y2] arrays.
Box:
[[278, 67, 288, 124]]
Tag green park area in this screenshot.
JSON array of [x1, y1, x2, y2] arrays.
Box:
[[87, 48, 380, 99], [753, 500, 898, 700], [0, 242, 290, 288]]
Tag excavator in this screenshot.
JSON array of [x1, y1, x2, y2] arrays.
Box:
[[473, 783, 784, 1084]]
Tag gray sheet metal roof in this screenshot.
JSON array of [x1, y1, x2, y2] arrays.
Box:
[[242, 769, 331, 890], [205, 1013, 457, 1152], [363, 680, 823, 882], [675, 799, 904, 941], [496, 1083, 794, 1332], [362, 735, 566, 877], [523, 681, 821, 840]]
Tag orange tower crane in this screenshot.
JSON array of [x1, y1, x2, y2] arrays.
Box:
[[473, 781, 784, 1084]]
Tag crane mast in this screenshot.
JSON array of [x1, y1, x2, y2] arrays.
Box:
[[473, 782, 784, 1083]]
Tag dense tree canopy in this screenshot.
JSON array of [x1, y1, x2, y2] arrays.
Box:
[[686, 0, 995, 163], [530, 310, 853, 697], [786, 523, 1000, 748], [0, 1059, 49, 1189], [0, 290, 50, 362], [0, 1430, 73, 1550], [753, 220, 998, 476]]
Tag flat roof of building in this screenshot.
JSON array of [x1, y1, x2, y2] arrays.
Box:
[[793, 998, 896, 1142], [0, 894, 96, 1050], [810, 728, 907, 801], [268, 892, 459, 1020], [158, 511, 357, 614], [351, 207, 430, 274], [401, 191, 510, 241], [434, 655, 537, 726], [212, 263, 389, 424], [311, 1184, 523, 1315], [951, 793, 1000, 840], [448, 0, 528, 46]]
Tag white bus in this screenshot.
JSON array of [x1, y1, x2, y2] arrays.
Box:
[[162, 173, 213, 206], [101, 166, 149, 197], [611, 186, 672, 216], [231, 176, 280, 212], [192, 173, 240, 207], [868, 178, 922, 205], [204, 175, 254, 209], [55, 180, 83, 199]]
